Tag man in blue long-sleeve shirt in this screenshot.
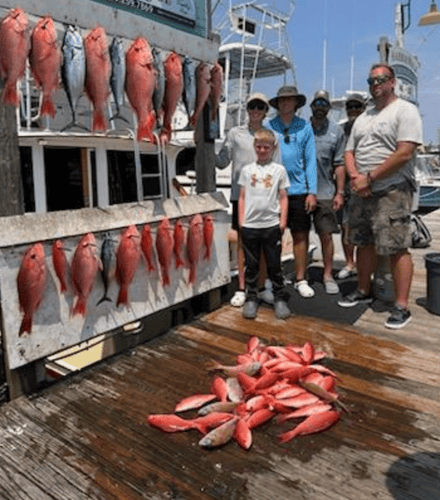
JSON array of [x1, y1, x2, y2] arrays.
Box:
[[269, 86, 317, 298]]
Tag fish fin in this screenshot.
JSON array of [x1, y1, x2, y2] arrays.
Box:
[[2, 84, 19, 107], [72, 297, 87, 317], [116, 287, 128, 307], [19, 314, 32, 336], [188, 264, 196, 285], [92, 110, 107, 132], [175, 256, 185, 268], [40, 96, 56, 119], [96, 295, 112, 306]]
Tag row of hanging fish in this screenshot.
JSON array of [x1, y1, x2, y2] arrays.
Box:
[[148, 336, 346, 450], [16, 214, 214, 335], [0, 8, 223, 143]]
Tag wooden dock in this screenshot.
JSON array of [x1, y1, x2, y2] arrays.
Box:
[[1, 210, 440, 499]]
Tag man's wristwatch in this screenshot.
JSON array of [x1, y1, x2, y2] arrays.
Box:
[[337, 190, 345, 196]]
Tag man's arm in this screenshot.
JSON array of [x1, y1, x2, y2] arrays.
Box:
[[238, 186, 246, 229], [352, 141, 418, 192], [279, 189, 288, 233], [333, 164, 345, 211]]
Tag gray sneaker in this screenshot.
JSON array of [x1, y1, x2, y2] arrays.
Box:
[[275, 301, 291, 319], [242, 301, 258, 319], [258, 288, 275, 305]]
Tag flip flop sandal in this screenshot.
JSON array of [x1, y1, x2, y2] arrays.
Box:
[[230, 290, 246, 307], [294, 280, 315, 298]]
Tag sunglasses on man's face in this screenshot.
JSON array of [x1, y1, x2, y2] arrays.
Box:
[[346, 102, 363, 111], [247, 101, 267, 111], [312, 98, 329, 108], [367, 75, 391, 86]]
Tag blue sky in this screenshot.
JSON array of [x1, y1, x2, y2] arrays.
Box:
[[224, 0, 440, 144]]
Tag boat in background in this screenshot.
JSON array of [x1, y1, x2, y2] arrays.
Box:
[[416, 152, 440, 209]]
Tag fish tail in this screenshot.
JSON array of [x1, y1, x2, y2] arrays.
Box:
[[137, 119, 156, 143], [162, 271, 170, 287], [2, 84, 19, 107], [92, 109, 107, 132], [60, 281, 68, 293], [175, 256, 185, 268], [188, 264, 196, 285], [278, 427, 299, 444], [116, 287, 128, 307], [204, 248, 211, 260], [72, 297, 87, 317], [19, 314, 32, 336], [96, 294, 112, 306], [40, 95, 56, 119]]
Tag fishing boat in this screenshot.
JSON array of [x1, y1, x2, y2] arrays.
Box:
[[416, 152, 440, 209]]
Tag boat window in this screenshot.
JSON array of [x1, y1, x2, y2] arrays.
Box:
[[19, 147, 35, 213], [107, 150, 163, 204], [44, 148, 85, 212]]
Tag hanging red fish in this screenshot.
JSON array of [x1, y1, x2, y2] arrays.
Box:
[[17, 243, 47, 335]]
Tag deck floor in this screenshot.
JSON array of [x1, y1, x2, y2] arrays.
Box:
[[1, 210, 440, 499]]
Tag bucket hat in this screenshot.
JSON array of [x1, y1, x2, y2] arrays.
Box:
[[246, 92, 270, 108], [311, 90, 331, 106], [269, 86, 306, 109]]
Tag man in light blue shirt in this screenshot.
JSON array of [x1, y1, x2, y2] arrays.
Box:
[[268, 86, 317, 298]]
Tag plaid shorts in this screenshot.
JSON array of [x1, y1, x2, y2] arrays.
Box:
[[348, 189, 413, 255]]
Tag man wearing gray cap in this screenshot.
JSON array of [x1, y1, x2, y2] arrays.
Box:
[[336, 92, 367, 280], [268, 85, 318, 298], [309, 90, 345, 294], [216, 92, 274, 307]]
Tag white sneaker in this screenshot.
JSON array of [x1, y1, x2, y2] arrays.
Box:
[[337, 266, 357, 280], [294, 280, 315, 298], [230, 290, 246, 307]]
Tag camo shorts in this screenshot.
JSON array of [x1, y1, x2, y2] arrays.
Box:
[[348, 189, 413, 255]]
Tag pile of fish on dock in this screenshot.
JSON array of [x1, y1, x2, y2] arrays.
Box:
[[147, 336, 346, 449], [0, 8, 223, 143], [17, 214, 214, 335]]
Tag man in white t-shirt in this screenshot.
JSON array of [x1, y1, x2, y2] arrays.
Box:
[[238, 129, 291, 320], [338, 63, 423, 329]]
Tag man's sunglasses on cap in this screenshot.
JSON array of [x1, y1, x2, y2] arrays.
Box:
[[367, 75, 391, 86], [346, 101, 364, 111], [247, 101, 267, 111]]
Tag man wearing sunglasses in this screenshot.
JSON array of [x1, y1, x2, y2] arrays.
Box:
[[216, 92, 274, 307], [309, 90, 345, 295], [338, 63, 423, 330], [336, 93, 367, 280], [268, 86, 317, 298]]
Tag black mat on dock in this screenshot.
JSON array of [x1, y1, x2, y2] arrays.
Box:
[[284, 265, 369, 325]]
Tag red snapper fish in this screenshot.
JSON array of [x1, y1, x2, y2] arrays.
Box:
[[203, 214, 214, 260], [155, 217, 174, 287], [17, 243, 47, 335], [52, 239, 69, 293], [29, 16, 61, 119], [173, 219, 186, 269], [0, 8, 29, 106], [189, 62, 211, 129], [186, 213, 203, 284], [115, 225, 141, 308], [125, 37, 157, 142], [71, 233, 101, 316], [84, 26, 111, 132], [278, 410, 341, 443], [141, 224, 156, 272], [160, 51, 183, 145], [209, 62, 223, 121]]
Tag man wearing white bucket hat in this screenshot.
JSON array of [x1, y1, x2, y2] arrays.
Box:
[[268, 85, 318, 299]]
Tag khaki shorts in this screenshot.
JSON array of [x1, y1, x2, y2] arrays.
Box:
[[348, 189, 413, 255]]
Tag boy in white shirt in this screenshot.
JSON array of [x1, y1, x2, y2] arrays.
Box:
[[238, 129, 291, 319]]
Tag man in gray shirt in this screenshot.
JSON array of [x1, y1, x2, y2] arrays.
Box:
[[310, 90, 345, 294], [338, 63, 423, 329]]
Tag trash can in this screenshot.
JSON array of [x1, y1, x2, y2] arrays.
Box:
[[425, 253, 440, 315]]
